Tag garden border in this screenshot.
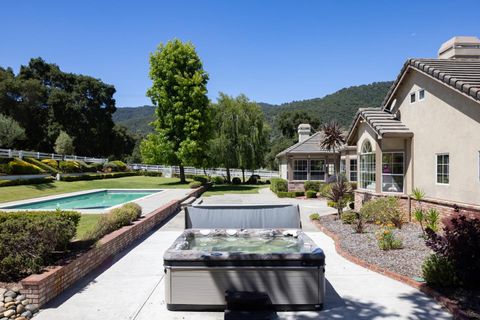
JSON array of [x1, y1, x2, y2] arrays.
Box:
[[19, 185, 207, 308], [312, 218, 470, 319]]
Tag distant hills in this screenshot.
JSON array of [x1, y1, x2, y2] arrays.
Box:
[[113, 81, 393, 134]]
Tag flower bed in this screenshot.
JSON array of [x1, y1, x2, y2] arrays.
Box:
[[318, 214, 430, 279]]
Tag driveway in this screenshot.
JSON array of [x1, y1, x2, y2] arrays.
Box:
[[36, 189, 452, 319]]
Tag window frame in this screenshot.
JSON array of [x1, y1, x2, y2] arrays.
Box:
[[381, 151, 405, 194], [436, 153, 450, 185], [293, 159, 308, 181], [349, 158, 358, 182], [310, 159, 326, 181], [418, 89, 425, 101], [410, 92, 416, 104], [359, 140, 376, 191]]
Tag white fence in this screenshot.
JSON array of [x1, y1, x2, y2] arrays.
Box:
[[129, 164, 279, 179], [0, 148, 108, 164]]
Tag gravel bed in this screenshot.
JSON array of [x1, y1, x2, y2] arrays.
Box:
[[319, 214, 431, 279]]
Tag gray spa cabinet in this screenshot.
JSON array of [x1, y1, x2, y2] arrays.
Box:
[[164, 229, 325, 311]]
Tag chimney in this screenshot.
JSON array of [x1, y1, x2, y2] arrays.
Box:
[[438, 36, 480, 59], [298, 123, 311, 142]]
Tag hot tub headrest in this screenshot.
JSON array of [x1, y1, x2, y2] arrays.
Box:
[[185, 204, 301, 229]]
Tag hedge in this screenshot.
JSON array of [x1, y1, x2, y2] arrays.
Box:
[[306, 190, 317, 198], [270, 178, 288, 193], [139, 171, 163, 177], [189, 181, 202, 188], [83, 203, 142, 242], [304, 181, 324, 192], [103, 160, 128, 172], [41, 159, 59, 168], [277, 191, 295, 198], [60, 172, 139, 182], [193, 175, 209, 185], [25, 157, 59, 174], [2, 159, 44, 175], [0, 176, 54, 187], [59, 160, 82, 173], [0, 211, 80, 281]]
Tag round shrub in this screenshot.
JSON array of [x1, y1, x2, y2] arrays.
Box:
[[304, 181, 321, 192], [88, 162, 104, 172], [41, 159, 59, 168], [110, 160, 128, 171], [341, 211, 357, 224], [193, 175, 209, 185], [25, 158, 59, 174], [232, 177, 241, 185], [306, 190, 317, 198], [59, 160, 82, 173], [189, 181, 202, 189], [247, 176, 258, 185], [422, 254, 457, 287], [5, 159, 43, 175], [309, 213, 320, 221], [211, 176, 224, 185], [320, 183, 332, 197], [270, 178, 287, 193]]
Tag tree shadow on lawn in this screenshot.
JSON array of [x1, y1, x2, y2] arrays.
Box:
[[28, 183, 57, 191], [207, 185, 262, 193]]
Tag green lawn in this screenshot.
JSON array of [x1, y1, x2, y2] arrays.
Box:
[[76, 214, 102, 239], [202, 184, 268, 197], [0, 176, 190, 203]]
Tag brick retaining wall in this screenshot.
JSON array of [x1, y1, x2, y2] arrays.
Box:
[[20, 186, 206, 307], [355, 190, 480, 221]]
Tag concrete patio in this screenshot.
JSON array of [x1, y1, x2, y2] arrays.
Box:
[[35, 189, 452, 319]]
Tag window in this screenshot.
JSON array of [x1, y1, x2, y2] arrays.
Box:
[[382, 152, 404, 192], [310, 159, 326, 181], [327, 163, 335, 176], [410, 92, 416, 103], [436, 154, 449, 184], [350, 159, 358, 182], [419, 89, 425, 100], [340, 159, 346, 173], [360, 141, 376, 190], [293, 160, 308, 180]]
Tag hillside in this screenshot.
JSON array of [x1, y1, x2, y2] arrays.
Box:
[[113, 81, 393, 134]]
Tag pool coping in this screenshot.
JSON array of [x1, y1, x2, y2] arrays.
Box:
[[0, 188, 165, 213]]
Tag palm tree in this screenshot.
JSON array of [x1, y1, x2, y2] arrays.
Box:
[[320, 120, 345, 175]]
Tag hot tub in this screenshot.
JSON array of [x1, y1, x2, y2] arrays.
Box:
[[164, 228, 325, 311]]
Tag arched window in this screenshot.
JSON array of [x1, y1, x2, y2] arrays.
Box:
[[360, 140, 376, 190]]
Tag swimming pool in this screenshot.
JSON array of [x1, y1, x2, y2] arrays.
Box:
[[1, 189, 162, 210]]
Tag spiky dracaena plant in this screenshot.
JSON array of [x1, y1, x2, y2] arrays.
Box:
[[320, 121, 346, 174], [325, 174, 352, 219]]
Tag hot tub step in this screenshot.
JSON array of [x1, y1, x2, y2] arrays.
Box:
[[224, 310, 277, 320]]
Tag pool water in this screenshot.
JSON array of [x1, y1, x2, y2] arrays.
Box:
[[3, 190, 159, 210], [189, 236, 306, 254]]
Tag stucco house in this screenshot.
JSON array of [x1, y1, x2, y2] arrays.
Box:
[[277, 36, 480, 215]]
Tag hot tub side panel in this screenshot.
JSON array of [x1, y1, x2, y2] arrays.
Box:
[[165, 266, 324, 311]]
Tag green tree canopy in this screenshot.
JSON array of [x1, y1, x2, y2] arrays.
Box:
[[274, 110, 320, 139], [0, 114, 26, 148], [0, 58, 134, 158], [140, 39, 211, 182], [54, 131, 75, 154]]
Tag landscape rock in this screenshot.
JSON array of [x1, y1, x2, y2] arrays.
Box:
[[0, 289, 6, 297], [3, 303, 15, 309], [14, 296, 25, 303], [2, 310, 14, 318], [0, 308, 3, 314], [20, 301, 28, 306], [16, 317, 28, 320], [20, 311, 32, 318], [24, 305, 37, 313], [3, 292, 16, 299], [2, 298, 11, 304], [15, 304, 25, 314]]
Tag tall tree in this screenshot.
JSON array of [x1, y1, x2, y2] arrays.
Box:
[[141, 39, 211, 183], [210, 93, 269, 182], [275, 110, 320, 139], [54, 131, 74, 154], [320, 120, 345, 174], [0, 114, 26, 148]]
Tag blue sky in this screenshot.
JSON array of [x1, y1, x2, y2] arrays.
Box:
[[1, 1, 479, 107]]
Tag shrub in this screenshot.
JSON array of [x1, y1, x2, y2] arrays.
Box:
[[103, 161, 128, 172], [349, 182, 357, 190], [353, 211, 366, 234], [319, 183, 332, 198], [360, 196, 405, 228], [341, 211, 357, 224], [87, 162, 104, 172], [309, 213, 320, 221], [0, 176, 54, 187], [231, 177, 241, 185], [324, 175, 352, 219], [304, 181, 321, 192], [25, 158, 59, 174], [189, 181, 202, 189], [426, 214, 480, 288], [59, 160, 82, 173], [110, 160, 128, 171], [5, 159, 44, 175], [422, 254, 457, 287], [277, 191, 295, 198], [247, 176, 258, 185], [60, 172, 138, 182], [193, 175, 209, 185], [41, 159, 59, 168], [306, 190, 317, 198], [140, 171, 163, 177], [211, 176, 224, 184], [425, 208, 440, 233], [376, 227, 403, 250], [270, 178, 288, 193], [293, 191, 304, 197], [54, 131, 74, 154], [0, 211, 80, 281], [83, 203, 141, 242]]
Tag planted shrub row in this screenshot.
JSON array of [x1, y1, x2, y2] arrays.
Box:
[[0, 159, 44, 175], [0, 210, 81, 281], [270, 178, 288, 193], [0, 176, 54, 187], [83, 203, 142, 242], [189, 181, 202, 189], [60, 172, 139, 182], [25, 157, 59, 174]]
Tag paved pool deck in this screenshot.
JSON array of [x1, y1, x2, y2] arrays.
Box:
[[35, 189, 452, 320]]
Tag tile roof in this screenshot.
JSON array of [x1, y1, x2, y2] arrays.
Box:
[[383, 58, 480, 108], [346, 108, 413, 143], [276, 132, 337, 158]]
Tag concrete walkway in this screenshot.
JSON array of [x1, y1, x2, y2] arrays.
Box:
[[36, 189, 452, 320]]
